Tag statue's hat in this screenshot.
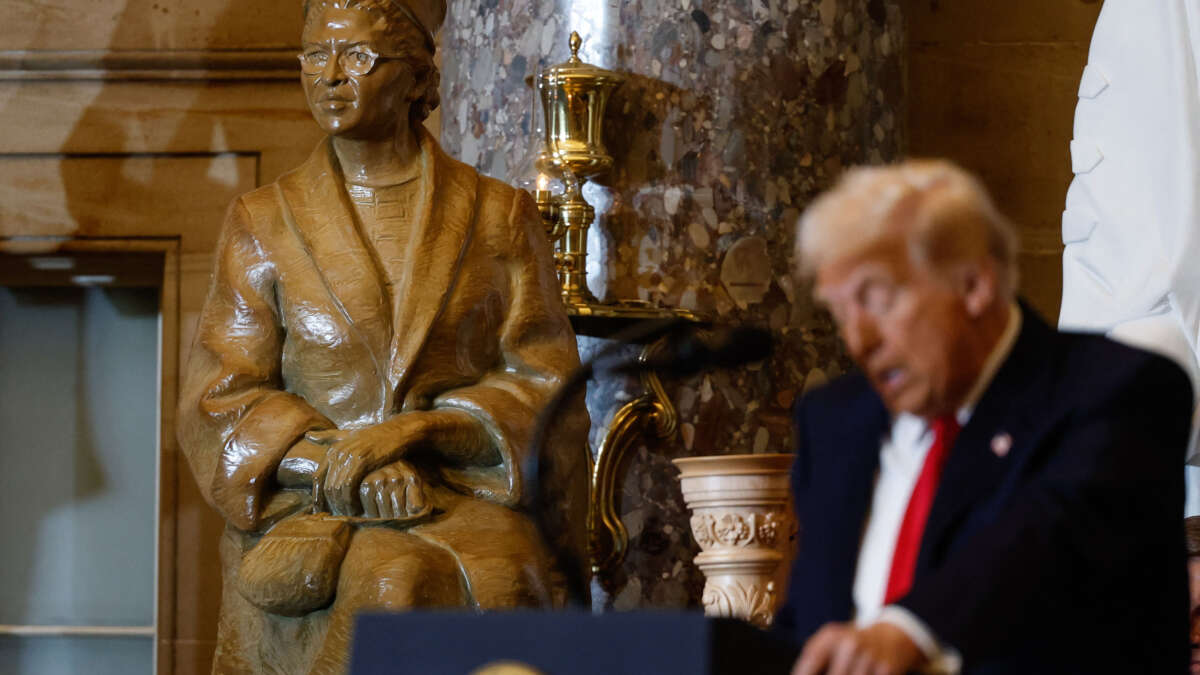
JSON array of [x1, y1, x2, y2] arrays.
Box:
[[388, 0, 445, 48]]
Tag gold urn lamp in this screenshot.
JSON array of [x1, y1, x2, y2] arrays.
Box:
[[536, 32, 624, 308]]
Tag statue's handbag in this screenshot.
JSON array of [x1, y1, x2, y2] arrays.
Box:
[[235, 468, 436, 616], [235, 511, 353, 616]]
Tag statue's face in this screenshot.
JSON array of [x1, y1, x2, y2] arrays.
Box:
[[300, 5, 418, 139]]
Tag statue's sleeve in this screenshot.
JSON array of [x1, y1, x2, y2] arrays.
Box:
[[178, 198, 333, 531], [432, 189, 588, 509]]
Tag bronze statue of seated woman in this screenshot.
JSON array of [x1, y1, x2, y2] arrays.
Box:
[[178, 1, 589, 671]]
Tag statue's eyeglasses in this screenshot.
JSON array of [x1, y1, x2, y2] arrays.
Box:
[[298, 45, 404, 78]]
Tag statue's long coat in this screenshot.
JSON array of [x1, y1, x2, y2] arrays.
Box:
[[178, 130, 589, 671]]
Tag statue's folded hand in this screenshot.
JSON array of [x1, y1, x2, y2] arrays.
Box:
[[322, 419, 421, 515], [357, 460, 428, 519]]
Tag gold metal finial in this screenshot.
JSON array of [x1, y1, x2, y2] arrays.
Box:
[[569, 31, 582, 61]]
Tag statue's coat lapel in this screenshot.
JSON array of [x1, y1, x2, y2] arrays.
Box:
[[275, 131, 478, 413], [388, 129, 478, 409], [275, 139, 391, 393]]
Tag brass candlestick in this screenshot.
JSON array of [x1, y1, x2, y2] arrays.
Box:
[[536, 31, 623, 307]]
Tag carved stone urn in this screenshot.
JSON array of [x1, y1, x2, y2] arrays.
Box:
[[673, 453, 795, 628]]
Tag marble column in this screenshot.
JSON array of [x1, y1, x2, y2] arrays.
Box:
[[441, 0, 904, 609]]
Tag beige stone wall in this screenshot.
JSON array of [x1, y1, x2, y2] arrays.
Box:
[[904, 0, 1103, 321]]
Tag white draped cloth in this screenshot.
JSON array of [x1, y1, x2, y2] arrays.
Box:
[[1060, 0, 1200, 513]]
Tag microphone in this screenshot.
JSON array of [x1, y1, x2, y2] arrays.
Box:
[[613, 325, 774, 376]]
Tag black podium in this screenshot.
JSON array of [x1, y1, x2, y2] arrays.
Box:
[[349, 610, 798, 675]]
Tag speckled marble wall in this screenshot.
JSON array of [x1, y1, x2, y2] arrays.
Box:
[[440, 0, 905, 609]]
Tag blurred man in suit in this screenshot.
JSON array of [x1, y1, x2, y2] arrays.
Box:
[[777, 160, 1193, 674]]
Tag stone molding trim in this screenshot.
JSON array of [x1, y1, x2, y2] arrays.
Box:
[[0, 48, 300, 81], [701, 578, 777, 629], [690, 511, 783, 549]]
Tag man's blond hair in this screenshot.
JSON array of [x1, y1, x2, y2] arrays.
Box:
[[796, 160, 1019, 296]]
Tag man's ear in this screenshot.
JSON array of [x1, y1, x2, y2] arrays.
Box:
[[960, 259, 998, 318]]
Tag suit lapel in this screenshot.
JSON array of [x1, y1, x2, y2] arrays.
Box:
[[275, 140, 391, 386], [387, 128, 478, 409], [917, 304, 1057, 572]]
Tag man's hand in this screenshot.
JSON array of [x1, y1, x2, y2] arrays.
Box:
[[357, 460, 429, 519], [793, 621, 927, 675], [319, 419, 424, 515]]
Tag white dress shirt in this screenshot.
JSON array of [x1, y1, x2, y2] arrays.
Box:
[[851, 303, 1021, 673]]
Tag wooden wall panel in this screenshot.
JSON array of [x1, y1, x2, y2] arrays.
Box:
[[906, 0, 1103, 44], [904, 0, 1103, 321], [0, 0, 301, 51], [0, 154, 256, 246], [0, 82, 319, 177]]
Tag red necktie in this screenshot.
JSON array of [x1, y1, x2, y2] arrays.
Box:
[[883, 414, 961, 605]]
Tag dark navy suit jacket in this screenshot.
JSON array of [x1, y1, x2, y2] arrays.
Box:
[[775, 305, 1193, 673]]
